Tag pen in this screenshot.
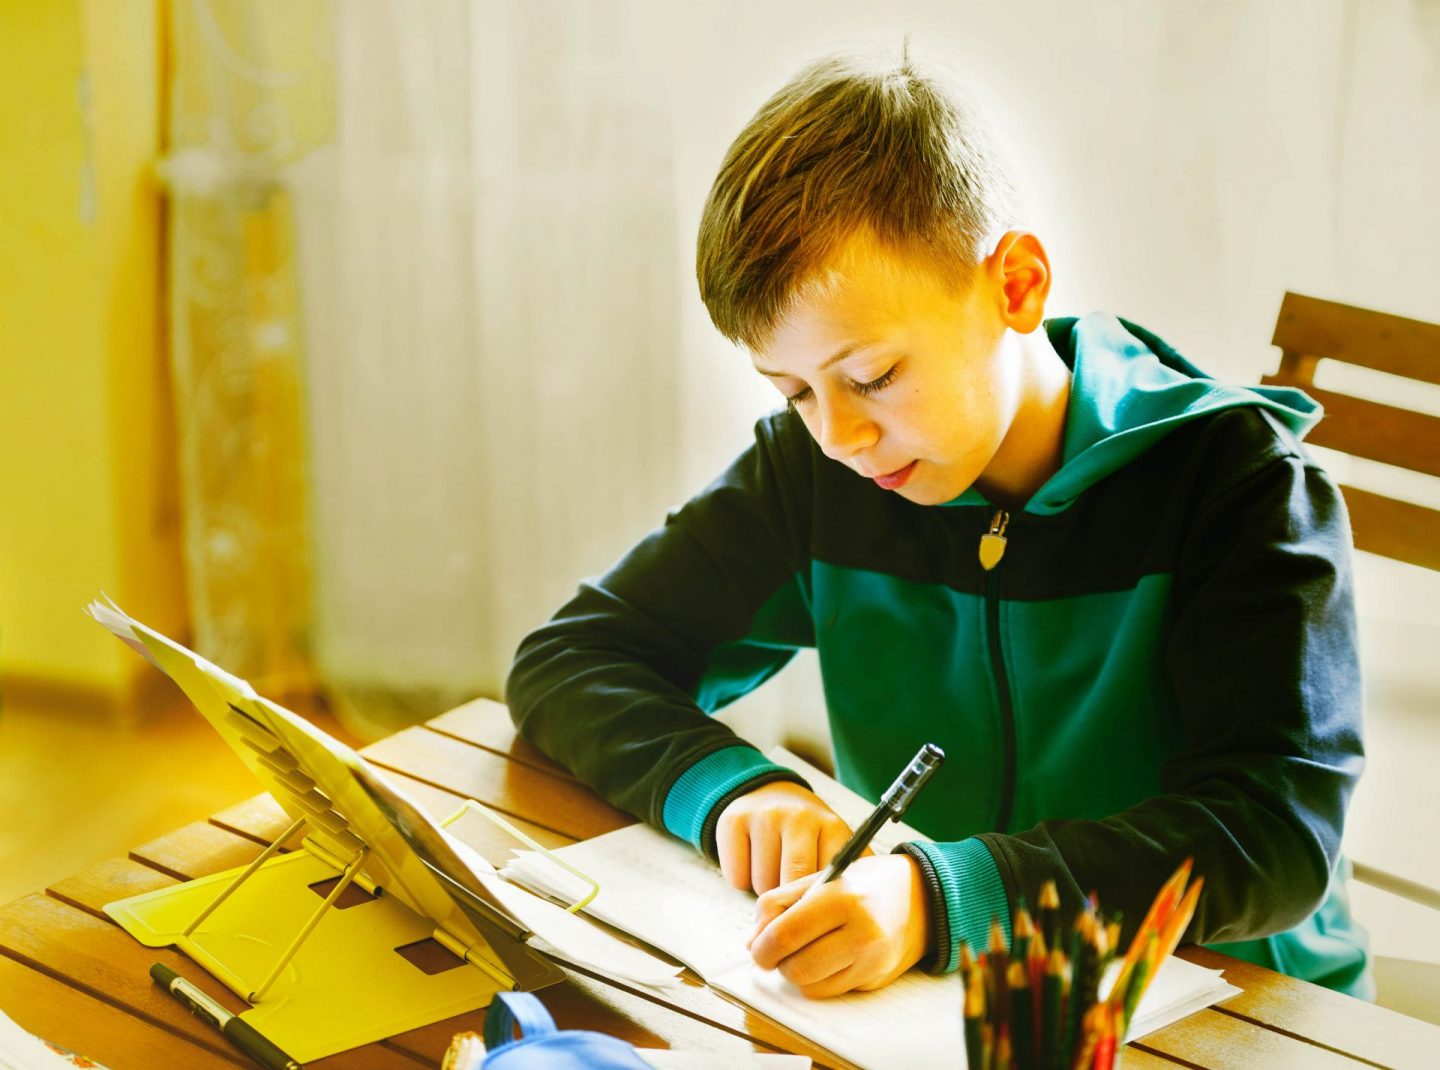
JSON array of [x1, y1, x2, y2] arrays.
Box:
[[816, 742, 945, 884], [150, 963, 303, 1070]]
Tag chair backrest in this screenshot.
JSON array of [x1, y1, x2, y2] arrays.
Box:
[[1261, 291, 1440, 571]]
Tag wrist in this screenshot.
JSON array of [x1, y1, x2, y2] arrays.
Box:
[[902, 853, 935, 968]]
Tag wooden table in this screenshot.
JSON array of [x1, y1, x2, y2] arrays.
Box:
[[3, 698, 1436, 1069]]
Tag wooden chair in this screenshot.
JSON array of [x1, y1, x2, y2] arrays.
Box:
[[1264, 292, 1440, 1019], [1262, 291, 1440, 572]]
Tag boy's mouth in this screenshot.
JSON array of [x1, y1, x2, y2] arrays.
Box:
[[873, 460, 918, 490]]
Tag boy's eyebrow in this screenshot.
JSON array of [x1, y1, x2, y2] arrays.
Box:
[[753, 343, 868, 377]]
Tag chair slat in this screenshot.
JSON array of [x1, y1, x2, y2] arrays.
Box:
[[1257, 380, 1440, 478], [1340, 486, 1440, 572], [1272, 291, 1440, 385]]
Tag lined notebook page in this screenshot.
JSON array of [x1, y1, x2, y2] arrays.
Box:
[[716, 960, 964, 1069]]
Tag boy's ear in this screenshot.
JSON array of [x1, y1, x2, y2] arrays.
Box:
[[985, 231, 1051, 333]]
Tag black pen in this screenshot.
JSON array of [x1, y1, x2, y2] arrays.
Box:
[[817, 742, 945, 883], [150, 963, 303, 1070]]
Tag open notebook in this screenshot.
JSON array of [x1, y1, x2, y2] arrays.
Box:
[[500, 749, 1241, 1070]]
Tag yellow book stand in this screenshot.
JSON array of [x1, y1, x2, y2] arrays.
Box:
[[90, 599, 563, 1063]]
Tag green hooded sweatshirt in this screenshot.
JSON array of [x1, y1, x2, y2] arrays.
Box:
[[508, 313, 1372, 997]]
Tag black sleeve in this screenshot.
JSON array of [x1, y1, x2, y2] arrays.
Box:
[[504, 412, 817, 828], [979, 436, 1363, 946]]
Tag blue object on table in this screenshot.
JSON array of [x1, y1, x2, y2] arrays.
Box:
[[482, 992, 655, 1068]]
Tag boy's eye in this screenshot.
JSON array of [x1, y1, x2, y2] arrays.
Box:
[[851, 367, 898, 396], [784, 366, 897, 410]]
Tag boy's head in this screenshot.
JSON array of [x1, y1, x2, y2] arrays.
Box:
[[696, 48, 1022, 352], [697, 50, 1059, 508]]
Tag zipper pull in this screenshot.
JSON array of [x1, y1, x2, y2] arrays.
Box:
[[979, 509, 1009, 571]]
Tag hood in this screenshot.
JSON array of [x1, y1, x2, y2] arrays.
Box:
[[948, 312, 1321, 515]]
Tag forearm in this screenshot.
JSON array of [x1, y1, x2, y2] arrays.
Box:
[[979, 772, 1350, 950]]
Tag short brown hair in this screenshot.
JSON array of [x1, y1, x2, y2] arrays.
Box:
[[696, 49, 1021, 348]]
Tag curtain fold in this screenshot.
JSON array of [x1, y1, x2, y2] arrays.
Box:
[[164, 0, 332, 697]]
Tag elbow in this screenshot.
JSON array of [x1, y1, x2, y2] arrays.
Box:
[[1207, 810, 1338, 943]]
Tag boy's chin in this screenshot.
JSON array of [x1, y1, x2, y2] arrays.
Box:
[[891, 468, 979, 507], [893, 481, 961, 507]]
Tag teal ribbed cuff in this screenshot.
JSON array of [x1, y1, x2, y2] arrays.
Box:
[[661, 746, 795, 848], [900, 838, 1011, 973]]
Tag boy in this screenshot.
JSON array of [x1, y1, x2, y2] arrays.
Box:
[[506, 50, 1371, 999]]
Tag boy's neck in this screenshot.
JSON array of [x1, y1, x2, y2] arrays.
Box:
[[973, 329, 1072, 510]]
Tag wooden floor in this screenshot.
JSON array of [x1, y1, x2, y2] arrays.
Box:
[[0, 683, 357, 908]]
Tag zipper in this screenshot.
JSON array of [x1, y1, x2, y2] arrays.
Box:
[[981, 509, 1017, 834]]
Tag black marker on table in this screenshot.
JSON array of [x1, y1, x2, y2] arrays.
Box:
[[150, 963, 303, 1070], [817, 742, 946, 884]]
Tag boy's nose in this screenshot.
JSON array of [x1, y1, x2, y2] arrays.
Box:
[[814, 395, 880, 463]]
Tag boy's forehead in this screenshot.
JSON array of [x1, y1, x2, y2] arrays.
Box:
[[755, 233, 962, 362]]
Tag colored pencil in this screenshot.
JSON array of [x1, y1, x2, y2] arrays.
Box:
[[1009, 961, 1033, 1070], [989, 917, 1011, 1031], [965, 965, 987, 1070]]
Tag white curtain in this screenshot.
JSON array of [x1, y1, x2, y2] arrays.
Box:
[[288, 0, 688, 736]]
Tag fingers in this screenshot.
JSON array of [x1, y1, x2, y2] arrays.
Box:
[[750, 884, 842, 970], [747, 854, 931, 999], [855, 957, 913, 992], [716, 815, 751, 892], [751, 823, 781, 894], [713, 783, 855, 896], [779, 822, 820, 886], [796, 961, 869, 999], [776, 929, 857, 989], [744, 812, 824, 894], [818, 821, 852, 869], [748, 873, 817, 947]]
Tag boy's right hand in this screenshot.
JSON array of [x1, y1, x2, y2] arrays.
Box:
[[716, 782, 856, 895]]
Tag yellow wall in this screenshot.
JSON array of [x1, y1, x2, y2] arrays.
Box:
[[0, 0, 185, 701]]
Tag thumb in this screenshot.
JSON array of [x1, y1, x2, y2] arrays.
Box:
[[747, 872, 820, 948]]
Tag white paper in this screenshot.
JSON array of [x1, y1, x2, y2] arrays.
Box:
[[0, 1009, 109, 1070]]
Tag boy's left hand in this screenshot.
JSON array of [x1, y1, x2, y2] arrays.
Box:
[[745, 853, 933, 998]]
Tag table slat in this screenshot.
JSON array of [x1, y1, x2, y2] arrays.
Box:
[[1133, 1006, 1371, 1068], [1120, 1048, 1191, 1068], [0, 954, 239, 1069], [426, 698, 576, 779], [209, 793, 298, 845], [362, 726, 632, 839], [129, 821, 267, 882], [1183, 946, 1440, 1069], [48, 857, 180, 919], [0, 893, 268, 1063]]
